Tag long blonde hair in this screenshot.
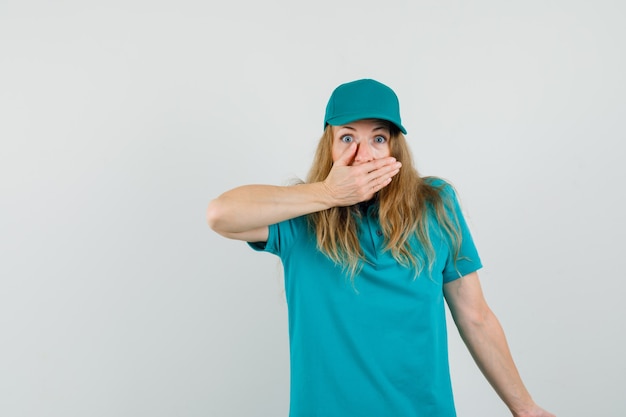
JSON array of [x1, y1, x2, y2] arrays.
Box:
[[306, 124, 463, 279]]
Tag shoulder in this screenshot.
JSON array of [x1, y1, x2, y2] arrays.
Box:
[[422, 176, 459, 202], [423, 176, 454, 191]]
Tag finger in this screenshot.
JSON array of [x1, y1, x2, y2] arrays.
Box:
[[362, 176, 393, 201], [366, 165, 401, 194], [364, 161, 402, 183], [375, 176, 393, 190], [359, 156, 398, 174], [333, 142, 357, 167]]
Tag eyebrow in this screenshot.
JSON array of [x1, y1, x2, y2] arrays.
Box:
[[337, 125, 389, 132]]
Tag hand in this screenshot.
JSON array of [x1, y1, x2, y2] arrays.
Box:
[[322, 142, 402, 206]]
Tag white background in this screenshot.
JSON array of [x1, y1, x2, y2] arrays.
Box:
[[1, 0, 625, 416]]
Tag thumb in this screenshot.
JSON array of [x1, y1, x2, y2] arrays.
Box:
[[333, 142, 357, 167]]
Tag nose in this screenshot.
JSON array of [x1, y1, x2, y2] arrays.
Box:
[[354, 142, 373, 163]]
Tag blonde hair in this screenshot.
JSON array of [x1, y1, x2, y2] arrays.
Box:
[[306, 124, 463, 279]]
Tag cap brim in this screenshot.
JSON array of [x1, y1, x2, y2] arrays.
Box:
[[326, 113, 407, 134]]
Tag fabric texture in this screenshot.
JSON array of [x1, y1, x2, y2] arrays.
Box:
[[324, 78, 407, 134], [248, 180, 482, 417]]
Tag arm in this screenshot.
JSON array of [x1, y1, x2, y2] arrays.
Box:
[[206, 182, 332, 242], [206, 142, 402, 242], [443, 272, 555, 417]]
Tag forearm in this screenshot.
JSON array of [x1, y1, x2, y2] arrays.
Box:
[[206, 182, 333, 234], [207, 153, 402, 237], [456, 310, 535, 416]]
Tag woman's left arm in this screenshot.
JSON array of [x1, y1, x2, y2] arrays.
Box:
[[443, 271, 555, 417]]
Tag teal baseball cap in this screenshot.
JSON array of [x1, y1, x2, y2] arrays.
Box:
[[324, 79, 407, 134]]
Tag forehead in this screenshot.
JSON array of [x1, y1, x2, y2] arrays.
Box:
[[332, 119, 391, 133]]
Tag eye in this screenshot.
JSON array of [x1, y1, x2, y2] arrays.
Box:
[[374, 135, 387, 144], [340, 135, 354, 143]]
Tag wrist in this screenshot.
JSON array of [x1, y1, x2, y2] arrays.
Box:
[[313, 181, 338, 208], [510, 401, 547, 417]]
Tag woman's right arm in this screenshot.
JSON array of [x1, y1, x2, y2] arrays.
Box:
[[206, 182, 333, 242], [206, 144, 402, 242]]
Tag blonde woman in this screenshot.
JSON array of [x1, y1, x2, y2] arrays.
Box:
[[207, 79, 554, 417]]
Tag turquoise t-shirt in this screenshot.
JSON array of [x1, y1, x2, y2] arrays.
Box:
[[249, 181, 482, 417]]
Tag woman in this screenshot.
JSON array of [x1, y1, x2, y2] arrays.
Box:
[[207, 79, 555, 417]]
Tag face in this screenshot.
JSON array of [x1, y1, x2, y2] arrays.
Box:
[[331, 119, 392, 165]]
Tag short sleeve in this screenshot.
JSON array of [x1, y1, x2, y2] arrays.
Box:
[[436, 181, 483, 283], [247, 223, 279, 254], [247, 216, 306, 257]]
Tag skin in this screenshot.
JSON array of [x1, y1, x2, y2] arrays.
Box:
[[444, 273, 555, 417], [330, 119, 392, 166], [206, 120, 401, 243], [206, 119, 555, 417]]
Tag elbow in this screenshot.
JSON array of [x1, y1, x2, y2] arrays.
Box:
[[206, 200, 240, 239], [453, 301, 493, 330], [206, 199, 225, 232], [463, 305, 495, 330]]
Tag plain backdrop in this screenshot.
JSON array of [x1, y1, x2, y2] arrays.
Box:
[[1, 0, 625, 416]]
